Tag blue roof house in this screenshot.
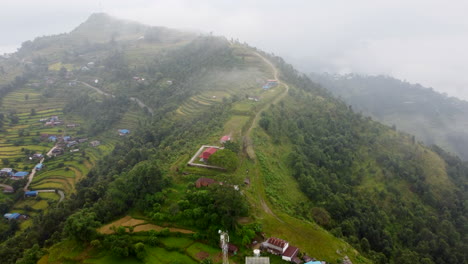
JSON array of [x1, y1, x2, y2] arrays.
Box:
[[4, 213, 21, 220], [118, 129, 130, 136], [35, 163, 43, 170], [12, 171, 29, 179], [48, 136, 57, 142], [63, 136, 71, 142], [305, 261, 323, 264], [25, 191, 38, 197]]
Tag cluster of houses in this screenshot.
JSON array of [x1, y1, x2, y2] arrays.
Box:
[[40, 133, 100, 155], [40, 115, 62, 127], [261, 237, 327, 264], [262, 79, 278, 90], [1, 168, 29, 183]]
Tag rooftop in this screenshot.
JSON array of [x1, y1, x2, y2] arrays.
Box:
[[13, 171, 29, 177], [246, 257, 270, 264], [266, 237, 288, 249], [283, 245, 299, 258]]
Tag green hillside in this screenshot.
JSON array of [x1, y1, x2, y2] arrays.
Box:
[[311, 73, 468, 160], [0, 14, 466, 264]]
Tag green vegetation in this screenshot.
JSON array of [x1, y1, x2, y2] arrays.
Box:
[[313, 73, 468, 160], [0, 13, 466, 264]]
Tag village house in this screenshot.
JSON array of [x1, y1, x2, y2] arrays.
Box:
[[66, 123, 80, 128], [35, 163, 44, 171], [228, 243, 239, 254], [51, 148, 64, 156], [282, 246, 300, 262], [303, 255, 313, 263], [31, 153, 43, 160], [0, 168, 13, 177], [244, 178, 250, 185], [199, 147, 218, 161], [90, 140, 101, 147], [262, 237, 289, 254], [25, 191, 38, 197], [220, 135, 231, 144], [11, 171, 29, 180], [67, 141, 78, 148], [2, 187, 14, 194], [78, 138, 88, 143], [263, 79, 278, 90], [4, 213, 21, 220], [246, 249, 270, 264], [118, 129, 130, 136], [195, 177, 217, 188], [246, 257, 270, 264]]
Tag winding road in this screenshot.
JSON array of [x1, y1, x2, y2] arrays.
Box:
[[78, 81, 154, 115], [243, 52, 289, 222], [245, 52, 289, 159], [21, 143, 65, 203]]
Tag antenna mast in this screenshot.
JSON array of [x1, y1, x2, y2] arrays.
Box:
[[219, 230, 229, 264]]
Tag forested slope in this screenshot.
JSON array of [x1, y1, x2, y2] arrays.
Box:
[[256, 60, 468, 263], [311, 73, 468, 160]]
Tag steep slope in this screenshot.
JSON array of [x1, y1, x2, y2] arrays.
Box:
[[311, 73, 468, 160]]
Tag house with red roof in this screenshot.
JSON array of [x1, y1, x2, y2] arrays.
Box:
[[220, 135, 231, 144], [282, 245, 299, 262], [199, 147, 218, 161], [195, 177, 217, 188], [262, 237, 289, 254]]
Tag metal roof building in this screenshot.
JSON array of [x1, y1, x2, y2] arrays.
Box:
[[246, 257, 270, 264]]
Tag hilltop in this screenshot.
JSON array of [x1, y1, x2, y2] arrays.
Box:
[[0, 14, 466, 264]]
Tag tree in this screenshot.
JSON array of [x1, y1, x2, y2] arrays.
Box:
[[15, 244, 44, 264], [208, 149, 238, 171], [134, 242, 145, 260], [311, 207, 331, 227], [223, 141, 240, 153], [63, 210, 101, 242]]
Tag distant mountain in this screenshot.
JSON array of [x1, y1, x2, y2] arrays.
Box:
[[311, 73, 468, 160]]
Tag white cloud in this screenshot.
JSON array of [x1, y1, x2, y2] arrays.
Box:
[[1, 0, 468, 99]]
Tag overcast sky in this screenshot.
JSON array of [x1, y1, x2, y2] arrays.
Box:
[[2, 0, 468, 100]]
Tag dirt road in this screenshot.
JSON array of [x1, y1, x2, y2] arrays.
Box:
[[79, 81, 154, 115], [245, 52, 290, 159], [243, 52, 288, 222]]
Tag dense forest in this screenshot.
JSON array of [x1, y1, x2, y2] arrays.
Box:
[[258, 60, 468, 263], [311, 73, 468, 160]]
